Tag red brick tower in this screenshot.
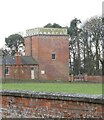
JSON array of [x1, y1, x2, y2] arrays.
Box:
[[24, 28, 69, 81]]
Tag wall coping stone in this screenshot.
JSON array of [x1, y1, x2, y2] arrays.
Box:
[[26, 28, 67, 36], [0, 90, 103, 104]]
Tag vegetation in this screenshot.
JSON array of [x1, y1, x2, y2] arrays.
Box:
[[2, 16, 104, 75], [68, 17, 104, 76], [44, 23, 62, 28], [68, 18, 82, 75], [3, 34, 24, 56], [1, 83, 103, 94], [44, 17, 104, 76]]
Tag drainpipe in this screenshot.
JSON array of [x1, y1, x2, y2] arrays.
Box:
[[15, 52, 22, 80], [102, 2, 104, 83], [2, 48, 6, 83], [30, 36, 32, 56], [3, 55, 6, 83], [38, 64, 39, 80]]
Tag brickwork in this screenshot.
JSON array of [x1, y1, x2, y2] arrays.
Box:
[[87, 76, 103, 83], [69, 75, 103, 83], [24, 35, 69, 81], [0, 66, 3, 79], [0, 90, 104, 118], [1, 65, 38, 80], [24, 37, 31, 56]]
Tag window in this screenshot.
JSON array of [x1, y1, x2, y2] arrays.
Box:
[[31, 67, 34, 70], [4, 67, 9, 75], [52, 53, 56, 60]]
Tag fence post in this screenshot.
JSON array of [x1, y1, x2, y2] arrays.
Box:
[[84, 74, 88, 81], [71, 74, 74, 81]]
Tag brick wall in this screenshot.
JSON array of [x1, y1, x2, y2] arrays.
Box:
[[24, 37, 32, 56], [69, 75, 103, 83], [24, 35, 69, 81], [87, 76, 103, 83], [1, 90, 104, 118], [0, 66, 3, 79], [1, 65, 38, 80]]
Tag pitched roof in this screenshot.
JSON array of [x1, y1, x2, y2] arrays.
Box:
[[0, 56, 38, 65]]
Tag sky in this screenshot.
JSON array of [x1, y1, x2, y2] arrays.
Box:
[[0, 0, 103, 48]]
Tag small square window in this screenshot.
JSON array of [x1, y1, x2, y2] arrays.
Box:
[[52, 53, 56, 60]]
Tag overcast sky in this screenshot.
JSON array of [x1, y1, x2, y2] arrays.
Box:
[[0, 0, 103, 48]]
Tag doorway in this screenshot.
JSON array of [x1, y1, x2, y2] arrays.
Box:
[[31, 67, 34, 79]]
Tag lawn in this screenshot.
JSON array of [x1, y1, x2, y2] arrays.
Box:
[[1, 83, 103, 94]]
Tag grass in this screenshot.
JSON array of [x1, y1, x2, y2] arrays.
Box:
[[1, 83, 103, 94]]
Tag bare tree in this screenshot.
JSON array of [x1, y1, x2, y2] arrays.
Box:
[[81, 16, 102, 75]]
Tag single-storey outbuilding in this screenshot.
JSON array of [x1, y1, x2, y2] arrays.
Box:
[[0, 54, 38, 80]]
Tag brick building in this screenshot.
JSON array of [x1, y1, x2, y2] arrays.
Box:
[[0, 28, 69, 81], [0, 53, 38, 80], [25, 28, 69, 81]]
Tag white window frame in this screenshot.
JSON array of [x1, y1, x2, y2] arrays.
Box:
[[4, 67, 9, 75], [52, 52, 56, 60]]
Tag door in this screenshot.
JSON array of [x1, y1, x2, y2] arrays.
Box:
[[31, 67, 34, 79]]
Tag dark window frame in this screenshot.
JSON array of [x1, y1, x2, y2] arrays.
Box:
[[52, 53, 56, 60]]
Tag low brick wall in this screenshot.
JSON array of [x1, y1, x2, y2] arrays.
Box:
[[87, 76, 103, 83], [69, 75, 103, 83], [0, 90, 104, 119]]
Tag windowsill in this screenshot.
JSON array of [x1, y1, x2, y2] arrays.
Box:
[[5, 74, 9, 76], [52, 59, 56, 61]]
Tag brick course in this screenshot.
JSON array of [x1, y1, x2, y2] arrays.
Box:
[[1, 65, 38, 80], [24, 35, 69, 81], [69, 75, 103, 83], [0, 90, 104, 118]]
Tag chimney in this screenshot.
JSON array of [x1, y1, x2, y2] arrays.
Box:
[[15, 52, 22, 65]]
